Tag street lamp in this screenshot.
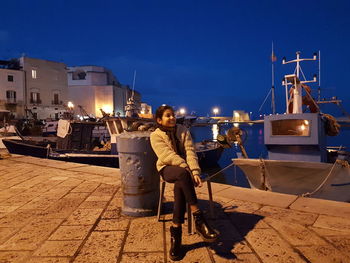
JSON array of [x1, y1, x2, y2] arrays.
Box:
[[179, 108, 186, 115], [213, 107, 219, 117]]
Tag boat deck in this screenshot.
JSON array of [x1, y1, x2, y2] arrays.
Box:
[[0, 151, 349, 262]]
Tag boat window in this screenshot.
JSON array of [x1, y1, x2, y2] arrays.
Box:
[[271, 119, 310, 136]]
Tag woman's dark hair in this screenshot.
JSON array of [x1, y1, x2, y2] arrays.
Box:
[[155, 105, 175, 121]]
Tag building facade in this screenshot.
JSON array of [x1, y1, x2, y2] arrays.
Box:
[[0, 60, 25, 118], [68, 66, 141, 118], [20, 57, 68, 120]]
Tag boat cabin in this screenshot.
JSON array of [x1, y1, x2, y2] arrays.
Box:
[[264, 113, 327, 162]]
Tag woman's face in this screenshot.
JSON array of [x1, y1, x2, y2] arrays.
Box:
[[157, 109, 176, 127]]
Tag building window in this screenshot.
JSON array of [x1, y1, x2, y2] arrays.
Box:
[[7, 75, 14, 82], [72, 70, 86, 80], [30, 92, 41, 104], [6, 90, 16, 103], [32, 69, 37, 79], [52, 93, 60, 105]]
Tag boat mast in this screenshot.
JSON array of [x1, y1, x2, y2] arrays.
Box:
[[318, 50, 321, 102], [282, 51, 317, 114], [271, 42, 276, 114]]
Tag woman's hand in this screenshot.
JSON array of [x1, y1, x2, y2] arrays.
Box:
[[193, 174, 203, 187]]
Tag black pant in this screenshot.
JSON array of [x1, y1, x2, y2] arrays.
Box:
[[161, 166, 198, 224]]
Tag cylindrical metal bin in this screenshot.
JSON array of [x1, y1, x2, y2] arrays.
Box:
[[117, 131, 159, 216]]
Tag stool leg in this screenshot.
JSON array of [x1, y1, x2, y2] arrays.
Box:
[[207, 180, 214, 218], [157, 181, 166, 221], [186, 204, 195, 235]]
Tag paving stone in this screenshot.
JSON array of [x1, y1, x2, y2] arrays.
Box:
[[57, 178, 83, 188], [308, 226, 350, 237], [27, 257, 71, 263], [0, 209, 42, 228], [0, 218, 63, 250], [49, 225, 93, 240], [264, 218, 327, 246], [0, 227, 17, 245], [44, 195, 87, 219], [245, 228, 306, 263], [222, 199, 262, 214], [212, 253, 261, 263], [120, 252, 164, 263], [290, 197, 350, 219], [256, 205, 318, 225], [0, 251, 31, 263], [0, 205, 20, 213], [0, 188, 29, 200], [325, 236, 350, 256], [91, 183, 119, 196], [101, 208, 122, 219], [78, 201, 108, 209], [73, 231, 125, 263], [124, 217, 163, 252], [71, 181, 100, 193], [63, 208, 103, 225], [95, 219, 129, 231], [296, 245, 350, 263], [208, 219, 252, 256], [227, 212, 269, 232], [85, 195, 112, 202], [67, 165, 120, 176], [33, 240, 82, 257], [313, 215, 350, 233]]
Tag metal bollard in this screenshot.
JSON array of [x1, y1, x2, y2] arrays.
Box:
[[117, 131, 159, 216]]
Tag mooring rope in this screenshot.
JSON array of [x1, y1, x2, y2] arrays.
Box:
[[201, 162, 236, 182]]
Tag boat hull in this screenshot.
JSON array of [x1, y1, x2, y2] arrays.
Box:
[[233, 158, 350, 202], [2, 139, 119, 168]]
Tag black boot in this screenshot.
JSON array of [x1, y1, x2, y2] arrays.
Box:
[[169, 226, 182, 261], [193, 210, 219, 242]]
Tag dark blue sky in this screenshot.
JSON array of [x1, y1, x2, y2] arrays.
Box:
[[1, 0, 349, 117]]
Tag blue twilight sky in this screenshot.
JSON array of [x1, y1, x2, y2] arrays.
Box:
[[1, 0, 350, 117]]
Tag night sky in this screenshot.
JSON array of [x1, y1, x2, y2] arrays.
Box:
[[1, 0, 350, 117]]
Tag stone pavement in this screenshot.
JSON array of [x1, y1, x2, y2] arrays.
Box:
[[0, 153, 350, 263]]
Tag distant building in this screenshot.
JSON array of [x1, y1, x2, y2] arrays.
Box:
[[67, 66, 141, 117], [19, 56, 68, 120], [0, 59, 25, 118], [233, 110, 250, 122]]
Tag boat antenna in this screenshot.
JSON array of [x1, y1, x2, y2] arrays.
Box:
[[131, 70, 136, 100], [271, 41, 276, 114], [318, 50, 321, 101]]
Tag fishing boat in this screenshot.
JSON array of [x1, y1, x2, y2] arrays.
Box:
[[2, 120, 119, 168], [232, 51, 350, 202]]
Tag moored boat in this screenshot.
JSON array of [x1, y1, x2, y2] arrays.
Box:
[[232, 51, 350, 202]]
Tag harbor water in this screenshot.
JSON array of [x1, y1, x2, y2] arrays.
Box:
[[190, 123, 350, 188]]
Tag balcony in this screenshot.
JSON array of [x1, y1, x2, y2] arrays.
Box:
[[30, 99, 42, 104], [6, 98, 17, 105], [52, 100, 63, 105]]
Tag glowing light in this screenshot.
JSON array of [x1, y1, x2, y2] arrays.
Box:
[[233, 123, 240, 127], [213, 107, 219, 116], [304, 120, 309, 125], [179, 108, 186, 115], [300, 124, 306, 131], [102, 105, 113, 114], [212, 124, 219, 141], [140, 110, 145, 114], [67, 101, 74, 109]]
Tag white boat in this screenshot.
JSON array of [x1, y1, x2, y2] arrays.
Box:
[[233, 51, 350, 202]]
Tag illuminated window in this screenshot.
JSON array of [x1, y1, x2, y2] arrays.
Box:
[[30, 92, 41, 104], [271, 119, 311, 136], [32, 69, 37, 79]]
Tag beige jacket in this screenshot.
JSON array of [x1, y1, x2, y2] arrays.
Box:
[[150, 124, 201, 176]]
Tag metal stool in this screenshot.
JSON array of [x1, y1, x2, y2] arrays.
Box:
[[157, 176, 214, 234]]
